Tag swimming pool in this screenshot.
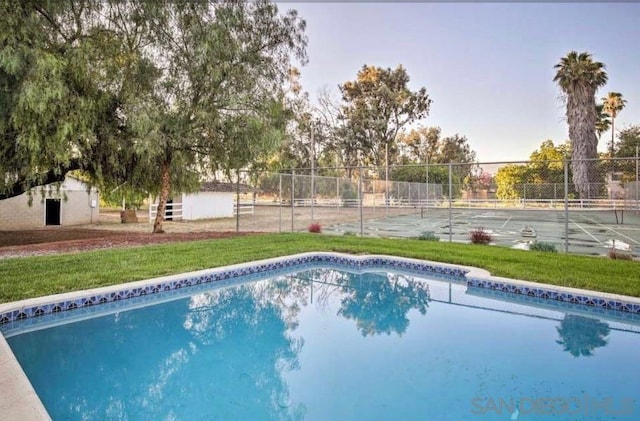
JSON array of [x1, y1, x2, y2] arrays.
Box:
[[1, 253, 640, 420]]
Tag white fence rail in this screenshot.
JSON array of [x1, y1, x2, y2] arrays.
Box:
[[149, 202, 183, 222], [234, 202, 254, 216]]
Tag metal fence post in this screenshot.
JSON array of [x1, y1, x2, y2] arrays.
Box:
[[278, 173, 282, 233], [385, 146, 389, 214], [636, 146, 639, 214], [564, 160, 569, 253], [311, 128, 315, 222], [235, 170, 240, 233], [359, 167, 364, 236], [448, 163, 453, 243], [425, 161, 429, 214], [291, 169, 295, 232]]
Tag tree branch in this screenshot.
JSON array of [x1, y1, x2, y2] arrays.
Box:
[[0, 159, 83, 201]]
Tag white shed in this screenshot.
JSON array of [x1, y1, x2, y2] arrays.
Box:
[[0, 176, 99, 230], [152, 182, 253, 221]]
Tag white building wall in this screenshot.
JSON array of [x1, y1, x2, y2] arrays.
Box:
[[0, 177, 99, 229], [0, 193, 45, 229], [181, 192, 233, 220]]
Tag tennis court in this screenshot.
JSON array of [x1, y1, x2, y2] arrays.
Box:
[[324, 207, 640, 257]]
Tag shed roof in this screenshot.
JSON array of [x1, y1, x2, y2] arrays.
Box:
[[200, 181, 254, 193]]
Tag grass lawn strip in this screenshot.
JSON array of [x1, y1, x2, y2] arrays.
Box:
[[0, 233, 637, 303]]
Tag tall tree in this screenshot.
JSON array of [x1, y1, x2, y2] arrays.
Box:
[[0, 1, 307, 234], [553, 51, 608, 198], [438, 134, 476, 165], [399, 126, 476, 165], [602, 92, 627, 157], [339, 65, 432, 176], [270, 68, 321, 171], [314, 87, 343, 172], [120, 1, 307, 233], [398, 126, 441, 163], [0, 0, 151, 200]]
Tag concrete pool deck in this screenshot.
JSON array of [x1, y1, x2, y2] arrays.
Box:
[[2, 252, 640, 418], [0, 335, 49, 420]]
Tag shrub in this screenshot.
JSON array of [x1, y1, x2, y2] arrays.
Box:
[[343, 231, 357, 236], [308, 223, 322, 233], [417, 231, 439, 241], [608, 248, 633, 260], [469, 227, 492, 245], [529, 241, 557, 253]]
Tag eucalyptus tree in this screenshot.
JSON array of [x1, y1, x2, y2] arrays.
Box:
[[553, 51, 608, 198], [313, 87, 343, 172], [398, 126, 441, 164], [270, 68, 317, 171], [271, 84, 344, 177], [602, 92, 627, 156], [339, 65, 431, 177]]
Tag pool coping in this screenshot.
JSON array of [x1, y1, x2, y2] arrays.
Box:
[[2, 251, 640, 419]]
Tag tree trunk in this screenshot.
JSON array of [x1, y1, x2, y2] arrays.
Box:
[[567, 84, 598, 199], [608, 116, 616, 175], [153, 160, 171, 234], [610, 116, 615, 157]]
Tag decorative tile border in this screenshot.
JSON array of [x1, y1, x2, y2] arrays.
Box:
[[2, 252, 639, 332], [467, 276, 640, 316], [0, 253, 470, 329], [467, 286, 640, 325]]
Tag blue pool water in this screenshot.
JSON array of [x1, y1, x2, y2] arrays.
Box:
[[5, 267, 640, 420]]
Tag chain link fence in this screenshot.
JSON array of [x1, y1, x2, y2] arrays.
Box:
[[228, 157, 639, 257]]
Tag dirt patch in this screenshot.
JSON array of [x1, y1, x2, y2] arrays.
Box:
[[0, 228, 126, 248], [0, 205, 418, 259], [0, 228, 258, 259]]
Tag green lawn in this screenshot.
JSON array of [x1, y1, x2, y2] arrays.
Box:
[[0, 233, 638, 303]]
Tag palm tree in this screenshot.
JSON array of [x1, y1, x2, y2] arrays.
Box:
[[602, 92, 627, 156], [554, 51, 608, 199], [595, 103, 611, 142]]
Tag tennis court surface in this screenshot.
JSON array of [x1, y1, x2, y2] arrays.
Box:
[[324, 208, 640, 257]]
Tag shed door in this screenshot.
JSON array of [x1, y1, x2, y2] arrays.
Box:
[[45, 199, 61, 225]]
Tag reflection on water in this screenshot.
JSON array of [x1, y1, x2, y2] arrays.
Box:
[[9, 268, 633, 420], [335, 271, 430, 336], [556, 314, 610, 357], [8, 269, 431, 420]]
